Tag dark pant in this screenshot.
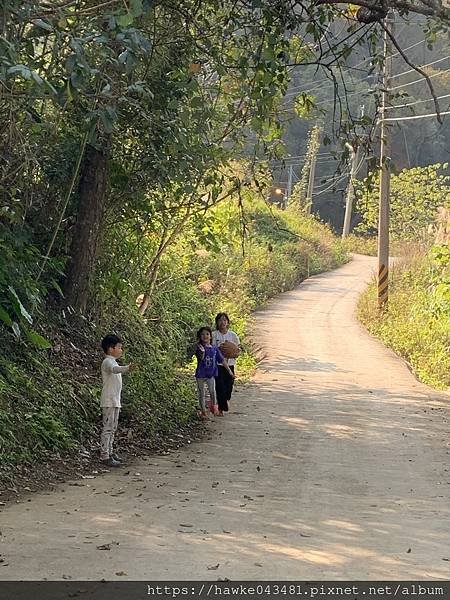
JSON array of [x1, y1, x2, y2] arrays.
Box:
[[215, 365, 235, 412]]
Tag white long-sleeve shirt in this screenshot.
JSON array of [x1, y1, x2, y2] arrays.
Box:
[[100, 356, 130, 407], [212, 330, 240, 367]]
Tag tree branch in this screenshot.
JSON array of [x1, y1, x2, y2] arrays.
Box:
[[382, 23, 443, 124], [313, 0, 449, 23]]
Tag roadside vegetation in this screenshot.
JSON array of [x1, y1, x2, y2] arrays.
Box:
[[0, 191, 346, 483], [2, 1, 448, 486], [357, 164, 450, 390]]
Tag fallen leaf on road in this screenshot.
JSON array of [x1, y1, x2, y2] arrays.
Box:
[[406, 548, 411, 553], [254, 563, 263, 567], [207, 564, 220, 570], [116, 571, 127, 576], [179, 524, 193, 527], [256, 466, 260, 472], [97, 544, 111, 551]]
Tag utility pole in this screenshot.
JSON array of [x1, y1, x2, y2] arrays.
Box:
[[342, 143, 360, 237], [342, 105, 364, 238], [377, 13, 393, 309], [286, 164, 294, 206], [306, 151, 317, 214]]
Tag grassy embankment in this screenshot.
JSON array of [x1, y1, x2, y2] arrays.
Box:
[[358, 245, 450, 390], [0, 200, 348, 484]]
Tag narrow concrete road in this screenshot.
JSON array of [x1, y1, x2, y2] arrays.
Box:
[[2, 255, 450, 580]]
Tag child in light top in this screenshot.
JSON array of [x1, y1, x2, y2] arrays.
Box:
[[100, 334, 136, 467], [212, 312, 240, 415], [195, 326, 234, 417]]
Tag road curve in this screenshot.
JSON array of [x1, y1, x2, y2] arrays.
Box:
[[1, 255, 450, 580]]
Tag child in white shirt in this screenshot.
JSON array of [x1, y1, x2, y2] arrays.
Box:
[[100, 334, 135, 467]]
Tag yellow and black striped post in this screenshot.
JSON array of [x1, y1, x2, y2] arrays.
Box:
[[377, 14, 393, 311], [377, 263, 389, 308]]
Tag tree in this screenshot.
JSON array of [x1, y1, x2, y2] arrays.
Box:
[[355, 163, 450, 240], [1, 0, 449, 324]]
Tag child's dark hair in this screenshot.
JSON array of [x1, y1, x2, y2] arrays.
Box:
[[196, 326, 212, 342], [215, 312, 230, 328], [101, 334, 122, 353]]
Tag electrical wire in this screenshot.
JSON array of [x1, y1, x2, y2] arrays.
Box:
[[383, 110, 450, 122], [386, 93, 450, 110], [314, 172, 350, 195], [389, 69, 450, 91], [389, 55, 450, 79], [270, 152, 334, 161], [285, 40, 428, 98], [314, 153, 366, 196]]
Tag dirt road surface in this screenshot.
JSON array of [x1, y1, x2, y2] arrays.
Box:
[[2, 255, 450, 580]]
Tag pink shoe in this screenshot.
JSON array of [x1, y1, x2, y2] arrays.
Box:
[[217, 410, 224, 417]]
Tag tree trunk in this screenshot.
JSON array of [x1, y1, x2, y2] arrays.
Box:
[[138, 256, 161, 316], [64, 144, 109, 313]]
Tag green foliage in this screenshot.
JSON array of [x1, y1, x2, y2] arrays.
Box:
[[341, 235, 378, 256], [289, 124, 322, 211], [356, 164, 450, 240], [358, 246, 450, 390], [341, 235, 415, 257], [0, 223, 54, 346], [0, 195, 347, 478]]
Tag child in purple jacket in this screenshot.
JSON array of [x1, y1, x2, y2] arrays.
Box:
[[195, 326, 234, 417]]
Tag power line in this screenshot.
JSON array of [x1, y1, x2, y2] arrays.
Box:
[[316, 88, 372, 106], [277, 152, 334, 159], [390, 55, 450, 80], [391, 38, 426, 59], [314, 154, 366, 197], [389, 69, 450, 91], [270, 153, 334, 162], [314, 172, 350, 195], [271, 155, 337, 163], [285, 40, 428, 98], [386, 93, 450, 110], [383, 110, 450, 122]]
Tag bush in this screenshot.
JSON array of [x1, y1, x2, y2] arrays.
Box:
[[355, 164, 450, 241], [0, 198, 348, 480], [358, 246, 450, 390]]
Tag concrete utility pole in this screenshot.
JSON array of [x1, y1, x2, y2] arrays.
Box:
[[342, 143, 360, 238], [342, 105, 364, 238], [306, 151, 317, 215], [286, 164, 294, 204], [377, 13, 393, 309]]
